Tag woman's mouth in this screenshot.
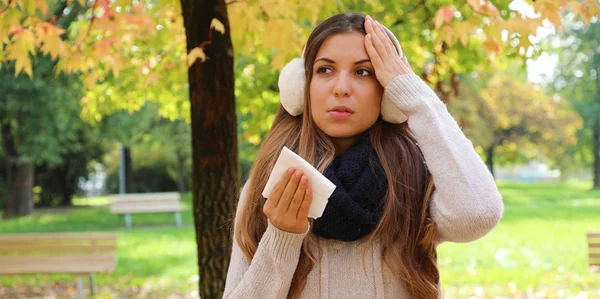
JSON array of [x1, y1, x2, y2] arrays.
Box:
[[329, 105, 354, 120]]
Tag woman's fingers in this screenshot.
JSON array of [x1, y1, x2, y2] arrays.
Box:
[[264, 168, 294, 214], [374, 21, 397, 57], [297, 188, 313, 220], [365, 33, 384, 72], [288, 175, 308, 217], [368, 18, 391, 57], [277, 170, 303, 212], [365, 18, 385, 57]]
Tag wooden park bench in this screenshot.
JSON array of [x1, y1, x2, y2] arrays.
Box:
[[109, 192, 183, 229], [0, 232, 117, 299], [589, 232, 600, 272]]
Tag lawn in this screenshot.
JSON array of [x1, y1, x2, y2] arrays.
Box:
[[0, 181, 599, 298]]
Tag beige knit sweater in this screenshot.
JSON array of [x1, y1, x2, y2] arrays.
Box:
[[223, 73, 504, 299]]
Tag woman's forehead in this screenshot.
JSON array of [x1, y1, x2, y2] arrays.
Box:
[[314, 31, 369, 63]]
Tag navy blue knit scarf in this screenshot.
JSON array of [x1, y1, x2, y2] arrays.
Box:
[[313, 136, 388, 242]]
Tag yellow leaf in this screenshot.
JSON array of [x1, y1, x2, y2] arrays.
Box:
[[36, 0, 48, 16], [454, 21, 473, 47], [35, 22, 66, 59], [20, 0, 36, 15], [187, 47, 206, 67], [210, 18, 225, 34], [6, 28, 35, 77]]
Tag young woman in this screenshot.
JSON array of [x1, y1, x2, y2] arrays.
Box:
[[224, 13, 504, 299]]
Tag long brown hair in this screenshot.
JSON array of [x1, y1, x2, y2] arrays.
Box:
[[235, 12, 439, 299]]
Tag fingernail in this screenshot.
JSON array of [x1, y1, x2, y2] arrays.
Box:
[[288, 168, 295, 174]]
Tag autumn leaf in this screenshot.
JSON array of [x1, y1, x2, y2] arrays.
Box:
[[187, 47, 206, 67], [434, 7, 454, 29], [6, 28, 35, 77], [467, 0, 482, 12], [454, 21, 475, 47], [534, 0, 563, 30], [433, 26, 455, 51], [481, 2, 501, 20], [20, 0, 37, 15], [482, 37, 499, 55], [542, 9, 562, 29], [35, 22, 66, 59], [210, 18, 225, 34], [579, 0, 599, 26]]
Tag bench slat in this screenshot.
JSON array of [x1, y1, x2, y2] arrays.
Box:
[[110, 202, 182, 209], [110, 204, 183, 214], [0, 232, 116, 242], [0, 244, 116, 252], [111, 198, 181, 205], [110, 192, 179, 201], [590, 253, 600, 259], [0, 254, 116, 274], [589, 243, 600, 248], [587, 232, 600, 238]]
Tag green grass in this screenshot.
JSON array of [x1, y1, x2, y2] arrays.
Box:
[[0, 182, 599, 298], [438, 181, 600, 298], [0, 194, 199, 298]]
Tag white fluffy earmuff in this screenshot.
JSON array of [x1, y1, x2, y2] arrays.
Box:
[[278, 23, 408, 124]]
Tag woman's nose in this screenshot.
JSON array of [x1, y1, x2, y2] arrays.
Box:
[[333, 72, 351, 97]]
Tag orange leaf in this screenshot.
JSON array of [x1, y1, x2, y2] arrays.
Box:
[[482, 37, 499, 55], [580, 0, 598, 26], [434, 7, 454, 29], [481, 2, 500, 20], [542, 9, 562, 29]]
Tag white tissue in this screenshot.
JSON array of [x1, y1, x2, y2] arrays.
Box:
[[262, 147, 336, 219]]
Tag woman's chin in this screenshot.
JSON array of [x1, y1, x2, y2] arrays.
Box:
[[323, 130, 360, 139]]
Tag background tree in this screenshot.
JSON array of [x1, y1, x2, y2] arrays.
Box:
[[0, 57, 86, 218], [179, 0, 237, 297], [447, 73, 582, 176], [551, 21, 600, 188]]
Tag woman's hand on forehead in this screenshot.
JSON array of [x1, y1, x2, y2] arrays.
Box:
[[364, 15, 413, 88]]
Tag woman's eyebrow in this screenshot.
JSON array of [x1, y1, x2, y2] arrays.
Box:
[[313, 58, 372, 65]]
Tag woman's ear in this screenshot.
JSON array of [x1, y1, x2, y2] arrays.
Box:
[[278, 58, 306, 116]]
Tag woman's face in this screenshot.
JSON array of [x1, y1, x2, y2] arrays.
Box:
[[309, 31, 383, 145]]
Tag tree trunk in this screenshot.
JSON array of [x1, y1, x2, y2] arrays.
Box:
[[176, 150, 187, 193], [180, 1, 239, 298], [1, 122, 35, 218], [3, 161, 34, 218], [486, 144, 495, 178], [124, 146, 133, 193], [593, 119, 600, 189], [58, 165, 74, 206]]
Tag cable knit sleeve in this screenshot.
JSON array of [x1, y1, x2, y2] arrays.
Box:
[[223, 182, 309, 299], [383, 73, 504, 244]]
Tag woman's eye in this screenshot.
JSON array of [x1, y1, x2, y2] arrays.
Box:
[[316, 66, 331, 74], [356, 69, 372, 76]]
